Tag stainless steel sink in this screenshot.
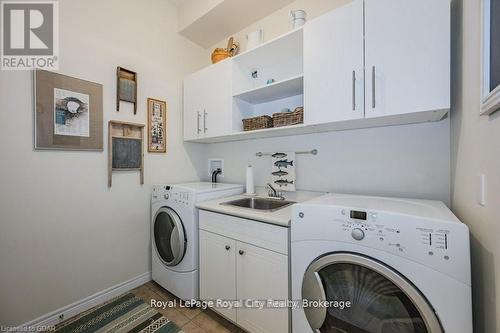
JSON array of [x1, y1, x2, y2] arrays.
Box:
[[221, 197, 295, 212]]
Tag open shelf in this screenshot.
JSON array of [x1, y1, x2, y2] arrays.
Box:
[[186, 108, 449, 143], [232, 28, 303, 95], [233, 123, 307, 136], [232, 27, 303, 62], [233, 75, 303, 104], [230, 28, 304, 133]]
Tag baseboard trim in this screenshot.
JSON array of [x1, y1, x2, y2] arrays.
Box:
[[18, 271, 152, 330]]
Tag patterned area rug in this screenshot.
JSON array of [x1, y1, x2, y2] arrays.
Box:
[[53, 293, 182, 333]]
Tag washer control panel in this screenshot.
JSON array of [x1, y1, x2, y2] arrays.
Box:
[[329, 206, 465, 271], [337, 209, 451, 260], [293, 199, 471, 285]]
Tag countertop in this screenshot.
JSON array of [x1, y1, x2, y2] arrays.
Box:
[[196, 188, 325, 227]]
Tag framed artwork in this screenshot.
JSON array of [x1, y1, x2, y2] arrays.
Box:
[[147, 98, 167, 153], [108, 121, 145, 187], [116, 67, 137, 114], [34, 69, 103, 150], [481, 0, 500, 115]]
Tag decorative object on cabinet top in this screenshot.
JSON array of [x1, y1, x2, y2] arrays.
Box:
[[211, 36, 239, 64], [116, 67, 137, 114], [290, 10, 307, 30], [246, 29, 264, 50], [34, 69, 103, 151]]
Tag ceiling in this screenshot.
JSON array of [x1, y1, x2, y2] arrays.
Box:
[[177, 0, 294, 48]]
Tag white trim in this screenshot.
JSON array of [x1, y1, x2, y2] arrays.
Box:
[[17, 271, 152, 331], [480, 0, 500, 115], [482, 85, 500, 115]]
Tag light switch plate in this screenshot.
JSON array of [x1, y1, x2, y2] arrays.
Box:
[[478, 174, 486, 206]]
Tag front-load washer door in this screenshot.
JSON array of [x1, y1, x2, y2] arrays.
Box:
[[302, 252, 443, 333], [153, 207, 186, 267]]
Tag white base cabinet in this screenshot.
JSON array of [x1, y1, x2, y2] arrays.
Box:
[[199, 230, 237, 321], [199, 210, 289, 333], [236, 241, 288, 333]]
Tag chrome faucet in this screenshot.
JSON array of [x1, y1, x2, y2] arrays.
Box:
[[266, 183, 285, 200]]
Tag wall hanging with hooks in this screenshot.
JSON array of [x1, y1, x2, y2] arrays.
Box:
[[255, 149, 318, 157]]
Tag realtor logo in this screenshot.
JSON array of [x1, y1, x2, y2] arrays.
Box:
[[1, 0, 59, 70]]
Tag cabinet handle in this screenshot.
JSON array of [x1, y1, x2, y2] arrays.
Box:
[[239, 250, 245, 255], [352, 70, 356, 111], [372, 66, 376, 109], [197, 112, 201, 134], [203, 110, 207, 133], [225, 245, 231, 250]]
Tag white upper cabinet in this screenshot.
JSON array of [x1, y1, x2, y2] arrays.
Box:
[[183, 71, 201, 141], [304, 0, 365, 124], [183, 1, 450, 143], [183, 60, 232, 140], [364, 0, 450, 118]]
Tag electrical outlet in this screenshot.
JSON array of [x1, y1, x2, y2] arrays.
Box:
[[478, 174, 486, 206]]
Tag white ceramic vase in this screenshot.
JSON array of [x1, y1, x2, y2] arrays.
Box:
[[290, 10, 307, 29], [246, 29, 264, 50]]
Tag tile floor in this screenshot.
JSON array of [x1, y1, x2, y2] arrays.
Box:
[[130, 282, 247, 333]]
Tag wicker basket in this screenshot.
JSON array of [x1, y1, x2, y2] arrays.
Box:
[[211, 48, 231, 64], [272, 107, 304, 127], [242, 115, 273, 131]]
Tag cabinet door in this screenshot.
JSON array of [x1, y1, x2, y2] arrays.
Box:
[[199, 230, 237, 321], [236, 242, 288, 333], [364, 0, 450, 118], [183, 74, 202, 141], [202, 60, 233, 138], [304, 0, 364, 125]]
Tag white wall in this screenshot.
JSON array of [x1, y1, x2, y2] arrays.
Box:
[[0, 0, 206, 326], [200, 0, 451, 204], [450, 0, 500, 331], [202, 121, 451, 204], [208, 0, 348, 54]]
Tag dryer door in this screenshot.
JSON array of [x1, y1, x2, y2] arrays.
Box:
[[302, 253, 443, 333], [153, 207, 186, 267]]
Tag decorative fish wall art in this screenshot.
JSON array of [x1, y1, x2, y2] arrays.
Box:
[[272, 152, 287, 159], [270, 152, 296, 192]]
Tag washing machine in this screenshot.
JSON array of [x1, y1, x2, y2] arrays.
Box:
[[291, 193, 472, 333], [151, 182, 243, 300]]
